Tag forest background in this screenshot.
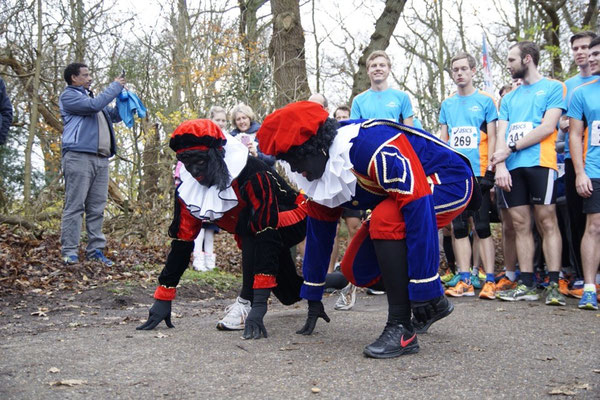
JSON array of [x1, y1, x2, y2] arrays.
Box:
[[0, 0, 598, 294]]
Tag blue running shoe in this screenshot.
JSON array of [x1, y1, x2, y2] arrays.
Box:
[[62, 255, 79, 265], [87, 249, 114, 267], [445, 273, 462, 287], [471, 273, 482, 289], [578, 291, 598, 310]]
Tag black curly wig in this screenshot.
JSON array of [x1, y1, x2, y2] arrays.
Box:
[[280, 117, 340, 161]]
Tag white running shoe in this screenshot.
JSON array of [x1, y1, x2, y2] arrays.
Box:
[[192, 252, 206, 271], [205, 253, 216, 270], [216, 297, 251, 330], [335, 283, 357, 311]]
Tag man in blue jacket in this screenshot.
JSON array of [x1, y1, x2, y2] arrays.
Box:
[[59, 63, 126, 266]]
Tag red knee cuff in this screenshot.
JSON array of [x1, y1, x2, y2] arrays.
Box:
[[253, 274, 277, 289], [154, 285, 176, 301]]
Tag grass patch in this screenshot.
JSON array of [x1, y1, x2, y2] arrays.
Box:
[[180, 268, 241, 292], [106, 281, 139, 296]]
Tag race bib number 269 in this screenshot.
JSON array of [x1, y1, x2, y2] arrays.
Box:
[[451, 126, 477, 149], [507, 122, 533, 144]]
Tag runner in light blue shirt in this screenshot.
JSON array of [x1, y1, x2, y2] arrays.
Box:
[[350, 50, 414, 126], [568, 78, 600, 178], [440, 90, 498, 177]]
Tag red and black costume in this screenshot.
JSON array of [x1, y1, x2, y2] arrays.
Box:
[[138, 120, 306, 333]]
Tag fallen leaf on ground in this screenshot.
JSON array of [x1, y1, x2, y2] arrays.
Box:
[[154, 332, 169, 338], [48, 367, 60, 373], [49, 379, 87, 387], [311, 387, 321, 393], [548, 382, 590, 396]]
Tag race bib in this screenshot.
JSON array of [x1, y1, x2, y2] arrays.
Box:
[[507, 122, 533, 144], [451, 126, 477, 149], [591, 120, 600, 147]]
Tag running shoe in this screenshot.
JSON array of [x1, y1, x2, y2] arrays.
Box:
[[363, 322, 419, 359], [87, 249, 114, 267], [479, 281, 496, 300], [444, 280, 475, 297], [497, 282, 539, 301], [445, 273, 462, 287], [216, 296, 251, 330], [441, 270, 455, 284], [569, 283, 600, 299], [62, 254, 79, 265], [544, 282, 566, 306], [558, 278, 570, 297], [496, 277, 517, 292], [334, 283, 357, 311], [578, 291, 598, 310], [477, 269, 486, 281], [471, 273, 483, 289]]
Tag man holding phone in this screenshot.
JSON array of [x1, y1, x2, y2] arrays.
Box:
[[59, 63, 126, 266]]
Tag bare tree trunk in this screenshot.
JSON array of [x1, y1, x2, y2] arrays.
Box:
[[23, 0, 43, 208], [70, 0, 85, 61], [533, 0, 566, 77], [350, 0, 407, 101], [311, 0, 320, 93], [141, 119, 161, 199], [435, 0, 445, 96], [239, 0, 268, 111], [269, 0, 310, 108]]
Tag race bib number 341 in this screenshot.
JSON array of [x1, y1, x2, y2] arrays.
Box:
[[451, 126, 478, 149], [507, 122, 533, 144], [591, 120, 600, 147]]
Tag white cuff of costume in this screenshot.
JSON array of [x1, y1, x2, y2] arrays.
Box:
[[409, 273, 440, 284], [303, 280, 326, 287]]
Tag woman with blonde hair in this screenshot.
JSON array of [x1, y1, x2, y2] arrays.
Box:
[[230, 103, 275, 166]]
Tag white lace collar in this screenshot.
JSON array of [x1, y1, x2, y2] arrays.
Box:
[[177, 133, 249, 221], [281, 123, 359, 208]]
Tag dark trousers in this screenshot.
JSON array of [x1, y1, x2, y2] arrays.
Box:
[[564, 159, 585, 278]]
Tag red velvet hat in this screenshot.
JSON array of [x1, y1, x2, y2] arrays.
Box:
[[256, 101, 329, 156], [169, 119, 226, 153]]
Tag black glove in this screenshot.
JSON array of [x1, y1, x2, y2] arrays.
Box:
[[296, 300, 330, 335], [479, 169, 495, 196], [411, 299, 435, 324], [242, 288, 270, 339], [136, 299, 175, 330]]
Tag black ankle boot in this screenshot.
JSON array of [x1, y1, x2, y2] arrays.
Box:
[[363, 322, 419, 359], [411, 295, 454, 334]]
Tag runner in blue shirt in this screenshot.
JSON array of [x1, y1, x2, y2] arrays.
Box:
[[350, 50, 414, 125], [492, 41, 566, 306], [567, 35, 600, 310], [560, 31, 597, 291], [440, 52, 498, 299]]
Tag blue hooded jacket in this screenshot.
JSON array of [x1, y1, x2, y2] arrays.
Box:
[[59, 81, 123, 156]]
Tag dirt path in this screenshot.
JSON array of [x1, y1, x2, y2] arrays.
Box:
[[1, 287, 598, 399]]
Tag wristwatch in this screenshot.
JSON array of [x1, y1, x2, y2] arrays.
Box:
[[509, 142, 518, 153]]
